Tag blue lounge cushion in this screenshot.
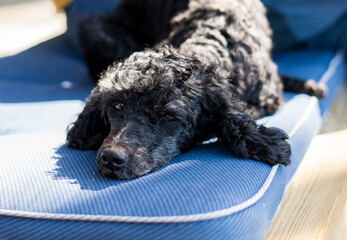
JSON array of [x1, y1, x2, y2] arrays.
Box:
[[0, 34, 346, 239]]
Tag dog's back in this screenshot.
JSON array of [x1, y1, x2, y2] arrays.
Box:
[[165, 0, 282, 118]]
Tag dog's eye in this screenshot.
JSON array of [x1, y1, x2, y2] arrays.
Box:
[[160, 115, 174, 122], [114, 103, 123, 110]]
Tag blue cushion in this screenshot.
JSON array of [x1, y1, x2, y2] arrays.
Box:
[[65, 0, 347, 52], [262, 0, 347, 51], [0, 34, 345, 239]]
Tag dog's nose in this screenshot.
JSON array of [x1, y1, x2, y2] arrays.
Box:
[[100, 149, 128, 170]]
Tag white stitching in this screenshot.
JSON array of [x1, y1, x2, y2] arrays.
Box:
[[318, 50, 345, 85]]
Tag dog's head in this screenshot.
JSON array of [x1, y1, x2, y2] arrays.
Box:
[[91, 48, 213, 179]]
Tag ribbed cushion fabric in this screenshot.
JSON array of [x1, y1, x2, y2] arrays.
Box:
[[0, 35, 345, 239]]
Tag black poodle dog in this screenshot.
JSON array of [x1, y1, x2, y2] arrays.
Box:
[[67, 0, 326, 179]]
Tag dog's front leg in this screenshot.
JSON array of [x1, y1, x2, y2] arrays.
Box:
[[219, 109, 291, 166], [67, 87, 110, 150]]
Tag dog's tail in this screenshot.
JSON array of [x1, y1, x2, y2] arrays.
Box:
[[280, 75, 327, 98]]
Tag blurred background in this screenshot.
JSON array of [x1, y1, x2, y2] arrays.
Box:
[[0, 0, 66, 57]]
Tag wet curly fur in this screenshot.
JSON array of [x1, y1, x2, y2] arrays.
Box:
[[67, 0, 326, 179]]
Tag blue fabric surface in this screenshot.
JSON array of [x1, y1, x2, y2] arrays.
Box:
[[0, 35, 346, 240]]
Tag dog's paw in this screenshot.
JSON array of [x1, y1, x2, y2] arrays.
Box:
[[248, 126, 291, 166], [232, 125, 291, 166], [304, 79, 327, 99], [222, 113, 292, 166]]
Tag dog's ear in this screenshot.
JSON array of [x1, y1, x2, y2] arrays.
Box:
[[67, 87, 110, 150], [214, 91, 291, 166]]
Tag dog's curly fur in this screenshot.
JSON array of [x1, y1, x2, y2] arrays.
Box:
[[67, 0, 326, 179]]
